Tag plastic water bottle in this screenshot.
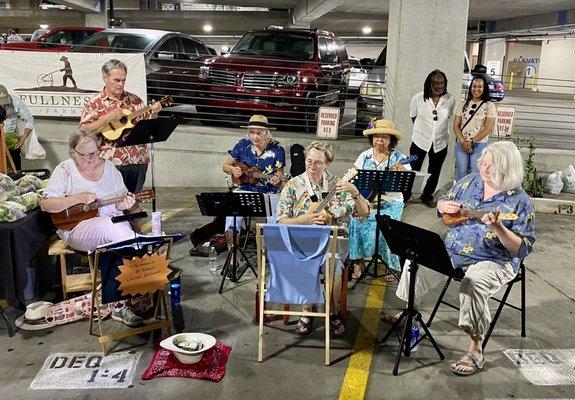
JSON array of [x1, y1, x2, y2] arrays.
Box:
[[209, 246, 218, 273], [170, 278, 185, 333], [410, 322, 420, 352]]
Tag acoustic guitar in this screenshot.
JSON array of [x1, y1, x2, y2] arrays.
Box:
[[306, 169, 358, 224], [101, 96, 173, 141], [355, 154, 419, 201], [51, 189, 155, 230], [232, 162, 289, 188], [442, 208, 518, 226]]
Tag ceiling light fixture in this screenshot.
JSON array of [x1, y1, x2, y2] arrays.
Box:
[[203, 24, 213, 33], [362, 26, 372, 35], [39, 24, 49, 30]]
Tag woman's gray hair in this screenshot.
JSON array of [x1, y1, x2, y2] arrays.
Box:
[[102, 59, 127, 76], [69, 130, 100, 157], [477, 141, 524, 191], [305, 141, 334, 163]]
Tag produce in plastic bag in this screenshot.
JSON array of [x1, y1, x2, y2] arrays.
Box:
[[562, 165, 575, 194], [0, 200, 27, 222], [16, 174, 42, 190], [0, 173, 15, 192], [545, 170, 564, 195], [20, 192, 41, 211]]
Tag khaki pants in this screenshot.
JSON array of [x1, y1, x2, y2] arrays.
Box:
[[396, 260, 517, 341]]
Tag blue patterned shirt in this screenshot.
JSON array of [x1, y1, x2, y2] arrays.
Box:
[[441, 173, 535, 270], [230, 138, 285, 193]]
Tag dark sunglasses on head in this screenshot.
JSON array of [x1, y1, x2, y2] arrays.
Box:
[[432, 109, 438, 121]]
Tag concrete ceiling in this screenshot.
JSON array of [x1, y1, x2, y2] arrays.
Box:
[[1, 0, 575, 36]]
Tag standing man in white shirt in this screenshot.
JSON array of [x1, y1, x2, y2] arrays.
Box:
[[407, 69, 455, 207]]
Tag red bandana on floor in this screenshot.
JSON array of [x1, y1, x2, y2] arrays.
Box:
[[142, 341, 232, 382]]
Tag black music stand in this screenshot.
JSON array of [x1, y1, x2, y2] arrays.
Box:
[[196, 192, 269, 293], [351, 170, 415, 290], [376, 215, 456, 375], [119, 117, 181, 212]]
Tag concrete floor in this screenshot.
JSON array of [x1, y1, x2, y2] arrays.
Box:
[[1, 188, 574, 400]]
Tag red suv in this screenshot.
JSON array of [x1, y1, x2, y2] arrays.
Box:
[[1, 27, 103, 52], [196, 26, 350, 132]]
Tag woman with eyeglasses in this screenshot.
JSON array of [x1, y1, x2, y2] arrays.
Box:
[[40, 130, 135, 252], [453, 74, 496, 180], [348, 119, 411, 282]]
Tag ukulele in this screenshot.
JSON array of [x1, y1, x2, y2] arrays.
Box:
[[355, 154, 418, 201], [306, 169, 358, 224], [101, 96, 173, 141], [51, 189, 155, 230], [442, 208, 518, 226], [232, 163, 289, 188]]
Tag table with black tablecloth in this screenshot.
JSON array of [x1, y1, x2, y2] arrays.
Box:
[[0, 208, 53, 308]]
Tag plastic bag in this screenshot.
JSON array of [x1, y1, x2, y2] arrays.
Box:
[[562, 165, 575, 194], [545, 170, 564, 195], [20, 128, 46, 160], [0, 173, 15, 191], [0, 200, 27, 222]]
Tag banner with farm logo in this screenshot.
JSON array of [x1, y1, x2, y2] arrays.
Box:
[[0, 51, 146, 117]]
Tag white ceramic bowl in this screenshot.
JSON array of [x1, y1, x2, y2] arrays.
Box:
[[160, 333, 216, 364]]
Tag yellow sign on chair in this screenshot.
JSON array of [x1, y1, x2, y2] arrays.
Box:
[[116, 253, 170, 296]]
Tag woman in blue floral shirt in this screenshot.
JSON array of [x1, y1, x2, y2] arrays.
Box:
[[390, 141, 535, 376]]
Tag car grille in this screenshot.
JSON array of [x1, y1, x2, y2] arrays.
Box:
[[209, 70, 236, 86], [243, 73, 275, 90]]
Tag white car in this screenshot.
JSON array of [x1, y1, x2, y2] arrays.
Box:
[[348, 57, 370, 93]]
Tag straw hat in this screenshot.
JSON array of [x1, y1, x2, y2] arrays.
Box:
[[363, 119, 403, 140], [14, 301, 56, 331], [241, 114, 276, 130]]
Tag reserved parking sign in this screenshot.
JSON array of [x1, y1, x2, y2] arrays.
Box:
[[316, 107, 340, 140]]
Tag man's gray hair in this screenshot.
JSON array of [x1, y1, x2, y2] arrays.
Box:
[[102, 59, 127, 76], [305, 141, 334, 163], [477, 141, 524, 191]]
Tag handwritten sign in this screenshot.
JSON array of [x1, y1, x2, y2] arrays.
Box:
[[496, 106, 516, 138], [116, 253, 170, 296], [316, 106, 340, 140]]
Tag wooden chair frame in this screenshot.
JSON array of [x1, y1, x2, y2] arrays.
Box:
[[88, 238, 174, 355], [256, 224, 339, 365]]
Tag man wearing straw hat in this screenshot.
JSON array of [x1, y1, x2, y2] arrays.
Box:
[[221, 114, 286, 252]]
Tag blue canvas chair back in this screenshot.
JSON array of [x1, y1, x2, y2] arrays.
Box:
[[263, 224, 332, 305]]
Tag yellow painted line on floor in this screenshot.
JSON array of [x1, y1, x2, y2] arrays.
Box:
[[140, 199, 197, 232], [339, 278, 387, 400]]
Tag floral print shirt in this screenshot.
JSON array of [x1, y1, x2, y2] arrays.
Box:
[[80, 89, 151, 165], [276, 171, 356, 227], [230, 138, 285, 193], [441, 173, 536, 271]]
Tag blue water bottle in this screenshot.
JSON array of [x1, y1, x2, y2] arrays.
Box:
[[170, 278, 185, 333], [410, 322, 420, 352]]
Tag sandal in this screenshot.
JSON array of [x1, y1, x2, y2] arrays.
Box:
[[450, 351, 485, 376], [384, 274, 397, 284], [296, 316, 313, 335], [352, 264, 364, 280], [330, 314, 346, 337], [380, 312, 401, 325]]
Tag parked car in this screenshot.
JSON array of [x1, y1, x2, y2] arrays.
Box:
[[348, 56, 372, 94], [1, 27, 103, 52], [69, 28, 213, 104], [355, 47, 505, 135], [195, 26, 350, 132]]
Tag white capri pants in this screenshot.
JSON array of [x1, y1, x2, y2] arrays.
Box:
[[62, 216, 135, 253]]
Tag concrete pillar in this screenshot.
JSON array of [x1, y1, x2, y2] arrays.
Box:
[[482, 38, 506, 79], [385, 0, 469, 187], [85, 1, 108, 28]]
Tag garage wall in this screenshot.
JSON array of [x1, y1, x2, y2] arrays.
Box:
[[538, 38, 575, 95]]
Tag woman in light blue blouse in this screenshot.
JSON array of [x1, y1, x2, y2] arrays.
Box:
[[348, 119, 411, 280]]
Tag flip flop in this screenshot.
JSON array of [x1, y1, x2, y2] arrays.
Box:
[[381, 312, 401, 325], [296, 316, 313, 335], [450, 351, 485, 376], [330, 314, 346, 337]]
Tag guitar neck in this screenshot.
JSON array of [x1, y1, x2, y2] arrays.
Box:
[[126, 105, 153, 122], [314, 185, 338, 214], [91, 195, 126, 210]]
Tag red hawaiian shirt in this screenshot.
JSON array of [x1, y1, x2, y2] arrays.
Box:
[[80, 88, 151, 165]]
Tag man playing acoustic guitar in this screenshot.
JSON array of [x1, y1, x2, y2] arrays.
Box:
[[80, 59, 162, 208], [221, 114, 286, 252], [276, 141, 370, 337]]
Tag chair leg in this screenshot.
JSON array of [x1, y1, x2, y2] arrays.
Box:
[[482, 280, 515, 350], [283, 304, 290, 325], [340, 261, 349, 319], [60, 254, 68, 300], [427, 277, 452, 327], [520, 264, 526, 337], [0, 304, 14, 337]]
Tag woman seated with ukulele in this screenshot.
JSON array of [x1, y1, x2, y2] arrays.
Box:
[[348, 119, 411, 281], [222, 114, 285, 247], [40, 130, 135, 252], [276, 141, 370, 336]]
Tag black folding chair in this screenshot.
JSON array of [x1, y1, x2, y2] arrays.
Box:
[[426, 261, 526, 350]]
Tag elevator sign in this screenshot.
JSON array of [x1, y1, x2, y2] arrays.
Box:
[[316, 107, 340, 140], [496, 106, 516, 138]]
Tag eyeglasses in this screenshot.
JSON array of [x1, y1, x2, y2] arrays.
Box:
[[305, 159, 326, 167], [74, 148, 99, 159], [432, 109, 438, 121]]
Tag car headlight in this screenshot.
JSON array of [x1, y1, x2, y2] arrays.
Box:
[[199, 65, 210, 80], [274, 74, 299, 87], [359, 81, 384, 97]]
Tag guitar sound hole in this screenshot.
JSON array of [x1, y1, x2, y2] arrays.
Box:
[[120, 116, 128, 124]]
